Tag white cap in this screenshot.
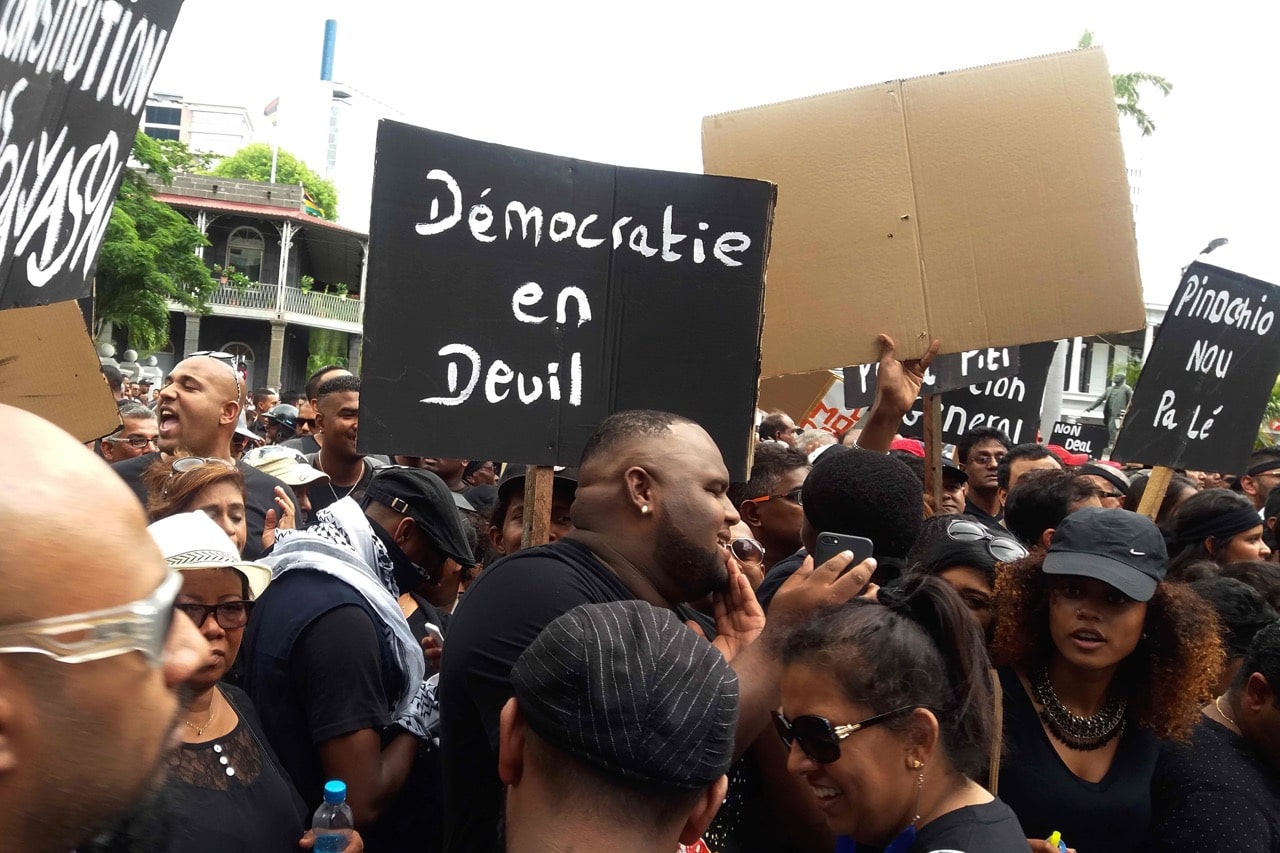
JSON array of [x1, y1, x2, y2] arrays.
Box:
[[241, 445, 329, 487]]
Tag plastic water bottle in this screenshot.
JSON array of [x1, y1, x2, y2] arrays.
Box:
[[311, 780, 354, 853]]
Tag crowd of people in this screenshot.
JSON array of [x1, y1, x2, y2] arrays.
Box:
[[2, 339, 1280, 853]]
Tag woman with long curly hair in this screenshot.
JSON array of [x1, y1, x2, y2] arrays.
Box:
[[991, 507, 1223, 853]]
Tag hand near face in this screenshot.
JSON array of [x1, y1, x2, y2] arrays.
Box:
[[872, 334, 940, 416], [688, 560, 765, 663], [768, 552, 878, 629], [261, 486, 296, 551], [420, 633, 443, 672]]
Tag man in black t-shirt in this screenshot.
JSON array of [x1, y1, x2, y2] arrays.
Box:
[[306, 375, 385, 517], [956, 427, 1011, 529], [440, 410, 878, 853], [110, 354, 297, 561], [242, 467, 475, 853]]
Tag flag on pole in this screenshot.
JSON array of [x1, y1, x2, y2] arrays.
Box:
[[302, 190, 325, 218], [263, 97, 279, 126]]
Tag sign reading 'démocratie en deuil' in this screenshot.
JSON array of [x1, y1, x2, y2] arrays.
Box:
[[0, 0, 187, 309], [360, 122, 775, 478], [1112, 262, 1280, 473]]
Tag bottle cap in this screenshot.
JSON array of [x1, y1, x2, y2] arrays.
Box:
[[323, 779, 347, 804]]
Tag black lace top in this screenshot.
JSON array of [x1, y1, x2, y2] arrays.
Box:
[[162, 684, 309, 852]]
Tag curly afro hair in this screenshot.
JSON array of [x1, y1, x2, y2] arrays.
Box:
[[990, 552, 1224, 742], [801, 446, 922, 559]]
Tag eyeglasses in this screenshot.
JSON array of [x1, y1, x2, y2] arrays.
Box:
[[162, 456, 237, 497], [772, 705, 923, 764], [751, 486, 804, 506], [1092, 487, 1126, 501], [0, 571, 182, 667], [175, 600, 254, 631], [946, 519, 1029, 562], [968, 452, 1006, 467], [104, 435, 159, 450], [191, 350, 242, 403], [729, 537, 766, 565]]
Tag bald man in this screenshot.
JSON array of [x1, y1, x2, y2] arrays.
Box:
[[439, 410, 875, 852], [108, 355, 298, 560], [0, 404, 207, 852]]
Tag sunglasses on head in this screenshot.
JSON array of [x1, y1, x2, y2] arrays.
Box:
[[945, 518, 1028, 562], [729, 537, 766, 565], [191, 350, 242, 402], [161, 456, 236, 497], [772, 705, 925, 764]]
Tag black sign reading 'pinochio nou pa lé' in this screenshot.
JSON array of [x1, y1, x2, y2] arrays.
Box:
[[1113, 262, 1280, 473], [0, 0, 186, 309], [360, 122, 775, 478]]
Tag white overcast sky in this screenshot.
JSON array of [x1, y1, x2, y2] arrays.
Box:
[[152, 0, 1280, 305]]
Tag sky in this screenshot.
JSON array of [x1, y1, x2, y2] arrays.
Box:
[[151, 0, 1280, 306]]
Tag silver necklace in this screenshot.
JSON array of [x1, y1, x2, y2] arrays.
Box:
[[317, 453, 359, 503], [1032, 666, 1126, 751]]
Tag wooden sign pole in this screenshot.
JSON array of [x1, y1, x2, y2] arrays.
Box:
[[1135, 465, 1174, 521], [521, 465, 555, 549], [922, 394, 944, 513]]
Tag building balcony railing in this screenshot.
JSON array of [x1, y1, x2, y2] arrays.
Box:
[[186, 282, 363, 331]]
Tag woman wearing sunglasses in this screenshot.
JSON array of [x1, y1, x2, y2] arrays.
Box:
[[909, 517, 1028, 640], [990, 508, 1222, 853], [148, 512, 362, 852], [145, 456, 295, 555], [777, 575, 1029, 852]]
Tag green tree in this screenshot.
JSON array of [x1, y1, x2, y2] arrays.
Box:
[[211, 143, 338, 220], [94, 133, 217, 353], [1079, 31, 1172, 136]]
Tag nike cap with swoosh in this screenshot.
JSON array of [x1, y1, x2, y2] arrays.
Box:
[[1043, 507, 1168, 602]]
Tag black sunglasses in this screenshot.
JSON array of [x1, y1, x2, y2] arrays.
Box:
[[729, 537, 766, 565], [174, 600, 254, 631], [772, 705, 923, 764], [945, 519, 1028, 562]]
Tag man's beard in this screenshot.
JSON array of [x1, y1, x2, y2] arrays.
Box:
[[74, 782, 178, 853], [654, 512, 729, 602]]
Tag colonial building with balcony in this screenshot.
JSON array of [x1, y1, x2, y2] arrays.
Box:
[[154, 173, 367, 392]]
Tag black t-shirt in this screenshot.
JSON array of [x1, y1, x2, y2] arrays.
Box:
[[1148, 716, 1280, 852], [996, 666, 1159, 853], [756, 549, 808, 611], [439, 538, 710, 853], [282, 434, 321, 455], [110, 452, 298, 561], [306, 456, 381, 517], [963, 497, 1004, 529], [908, 799, 1029, 852]]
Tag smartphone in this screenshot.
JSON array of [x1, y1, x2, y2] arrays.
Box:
[[812, 531, 875, 581], [422, 622, 444, 645]]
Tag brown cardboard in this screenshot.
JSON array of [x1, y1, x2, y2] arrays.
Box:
[[703, 47, 1145, 376], [758, 371, 837, 422], [0, 301, 120, 443]]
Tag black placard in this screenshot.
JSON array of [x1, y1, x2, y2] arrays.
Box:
[[360, 122, 774, 478], [1112, 263, 1280, 473], [899, 342, 1056, 445], [0, 0, 186, 309], [1050, 421, 1109, 458], [843, 346, 1021, 409]]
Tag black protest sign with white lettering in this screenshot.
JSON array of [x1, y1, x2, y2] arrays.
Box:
[[843, 347, 1021, 409], [899, 342, 1056, 445], [1112, 263, 1280, 473], [1050, 421, 1109, 458], [360, 122, 774, 478], [0, 0, 186, 309]]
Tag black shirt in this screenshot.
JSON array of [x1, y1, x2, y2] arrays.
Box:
[[963, 497, 1004, 530], [161, 685, 308, 853], [282, 434, 321, 455], [1148, 716, 1280, 852], [439, 538, 709, 853], [756, 549, 904, 613], [305, 455, 381, 517], [996, 666, 1159, 853], [110, 452, 298, 561], [909, 799, 1029, 852]]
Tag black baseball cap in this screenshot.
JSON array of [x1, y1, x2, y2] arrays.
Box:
[[496, 465, 579, 503], [364, 467, 475, 566], [1043, 507, 1167, 602], [942, 458, 968, 484]]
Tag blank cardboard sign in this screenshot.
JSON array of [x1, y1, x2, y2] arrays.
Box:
[[703, 47, 1145, 376], [0, 301, 119, 442]]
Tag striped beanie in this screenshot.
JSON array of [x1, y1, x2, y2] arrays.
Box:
[[511, 599, 739, 789]]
